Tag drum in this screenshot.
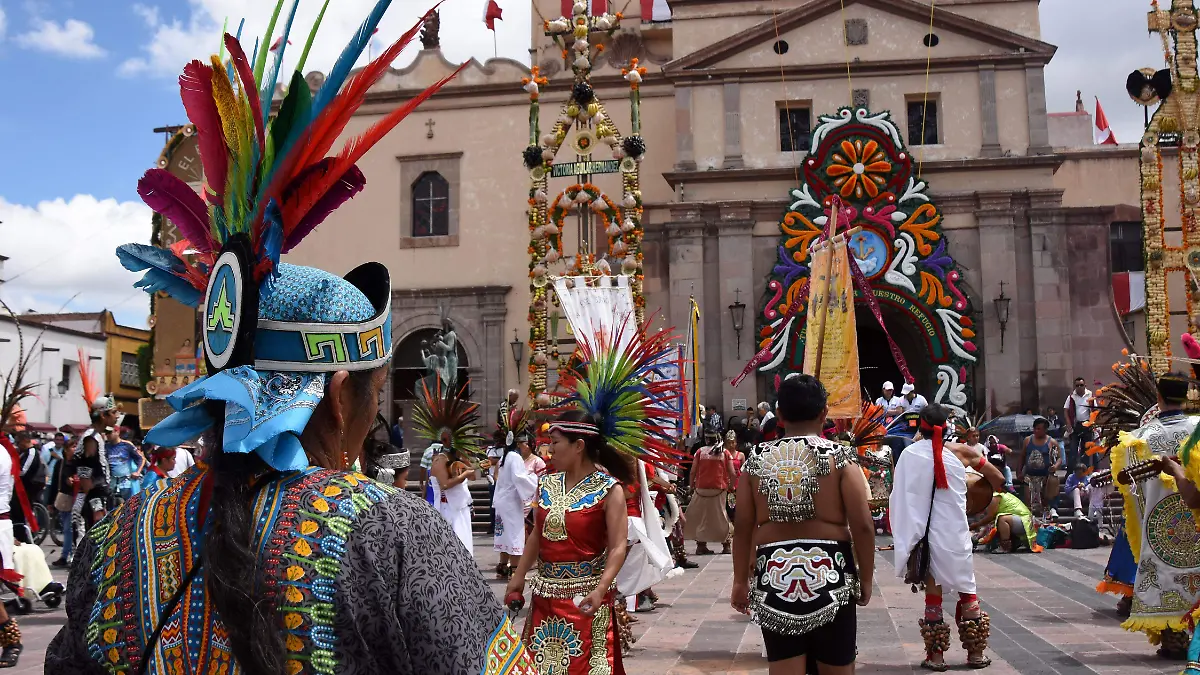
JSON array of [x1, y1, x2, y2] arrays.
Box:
[[965, 471, 995, 516]]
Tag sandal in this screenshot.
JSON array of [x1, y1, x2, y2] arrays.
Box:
[[0, 644, 20, 668]]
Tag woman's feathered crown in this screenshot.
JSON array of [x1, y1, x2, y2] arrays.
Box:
[[549, 319, 687, 469], [413, 379, 483, 457]]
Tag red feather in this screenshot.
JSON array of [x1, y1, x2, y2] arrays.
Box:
[[168, 241, 214, 289], [281, 163, 366, 252], [224, 34, 266, 162], [138, 169, 216, 253], [287, 11, 431, 176], [283, 64, 464, 239], [178, 60, 227, 206]]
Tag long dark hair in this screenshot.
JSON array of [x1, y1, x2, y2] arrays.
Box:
[[203, 369, 378, 675], [553, 409, 634, 484]]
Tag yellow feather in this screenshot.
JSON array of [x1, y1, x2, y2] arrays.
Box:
[[209, 56, 243, 163]]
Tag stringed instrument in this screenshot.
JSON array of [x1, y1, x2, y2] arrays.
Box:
[[1090, 468, 1113, 488], [1116, 456, 1167, 485]]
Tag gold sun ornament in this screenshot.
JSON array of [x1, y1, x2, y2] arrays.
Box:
[[826, 139, 892, 199]]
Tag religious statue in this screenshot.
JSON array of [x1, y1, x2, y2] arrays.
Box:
[[420, 9, 440, 49], [419, 339, 444, 399], [430, 320, 458, 391]]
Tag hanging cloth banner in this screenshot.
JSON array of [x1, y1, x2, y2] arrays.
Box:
[[553, 275, 636, 353], [684, 297, 702, 433], [803, 238, 861, 418]]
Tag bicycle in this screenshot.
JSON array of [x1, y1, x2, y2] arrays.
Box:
[[30, 503, 53, 546]]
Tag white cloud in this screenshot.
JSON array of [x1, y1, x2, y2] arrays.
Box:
[[0, 196, 152, 327], [0, 6, 7, 43], [118, 0, 532, 79], [15, 18, 106, 59], [1043, 1, 1160, 146]]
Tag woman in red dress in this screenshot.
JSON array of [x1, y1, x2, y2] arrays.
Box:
[[507, 409, 630, 674]]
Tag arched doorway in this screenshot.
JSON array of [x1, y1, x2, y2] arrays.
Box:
[[391, 327, 471, 419], [855, 305, 933, 403]]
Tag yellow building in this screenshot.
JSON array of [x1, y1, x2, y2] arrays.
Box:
[[18, 311, 150, 418]]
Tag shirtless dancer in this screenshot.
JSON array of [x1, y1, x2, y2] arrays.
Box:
[[731, 374, 875, 674]]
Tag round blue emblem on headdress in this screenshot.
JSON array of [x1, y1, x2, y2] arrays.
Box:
[[203, 250, 244, 370]]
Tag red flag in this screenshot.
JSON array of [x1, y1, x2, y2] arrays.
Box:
[[269, 37, 292, 52], [1094, 97, 1117, 145], [484, 0, 503, 30], [640, 0, 671, 21]]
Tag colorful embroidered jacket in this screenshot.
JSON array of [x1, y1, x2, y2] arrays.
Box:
[[45, 465, 536, 675]]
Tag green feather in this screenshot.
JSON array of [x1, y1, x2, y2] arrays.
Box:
[[253, 0, 287, 85], [296, 0, 332, 75], [262, 69, 311, 188], [217, 17, 229, 60]]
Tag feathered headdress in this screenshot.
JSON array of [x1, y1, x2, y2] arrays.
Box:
[[549, 319, 687, 469], [1088, 353, 1159, 451], [118, 0, 463, 374], [500, 405, 530, 447], [413, 380, 484, 458], [119, 1, 465, 472], [835, 401, 888, 454]]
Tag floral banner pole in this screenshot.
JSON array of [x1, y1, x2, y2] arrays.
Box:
[[520, 3, 648, 408]]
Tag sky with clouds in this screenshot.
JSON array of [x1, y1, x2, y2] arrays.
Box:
[[0, 0, 1167, 328]]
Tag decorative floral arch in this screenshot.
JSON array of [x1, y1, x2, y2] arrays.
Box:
[[757, 107, 978, 408]]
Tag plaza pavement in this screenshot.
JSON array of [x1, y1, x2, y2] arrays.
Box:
[[10, 536, 1186, 674]]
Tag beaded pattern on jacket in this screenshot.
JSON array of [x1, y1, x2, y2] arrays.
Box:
[[746, 436, 856, 522]]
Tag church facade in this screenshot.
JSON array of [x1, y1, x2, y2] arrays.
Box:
[[277, 0, 1141, 425]]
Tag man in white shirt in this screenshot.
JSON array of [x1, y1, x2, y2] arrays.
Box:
[[166, 446, 196, 479], [901, 383, 928, 413], [874, 381, 905, 415], [1062, 376, 1094, 469]]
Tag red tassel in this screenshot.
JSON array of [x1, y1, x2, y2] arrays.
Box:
[[930, 424, 949, 490]]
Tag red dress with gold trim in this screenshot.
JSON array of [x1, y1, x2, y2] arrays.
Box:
[[524, 471, 624, 675]]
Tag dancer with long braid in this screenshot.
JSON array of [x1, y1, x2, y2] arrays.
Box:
[[46, 6, 534, 673]]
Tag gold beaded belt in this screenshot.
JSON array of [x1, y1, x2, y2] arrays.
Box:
[[530, 554, 608, 598]]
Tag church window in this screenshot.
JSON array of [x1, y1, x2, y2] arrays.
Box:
[[412, 172, 450, 237], [1110, 222, 1144, 273], [779, 105, 812, 152], [906, 98, 940, 146]]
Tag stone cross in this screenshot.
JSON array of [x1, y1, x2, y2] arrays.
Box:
[[425, 118, 436, 139]]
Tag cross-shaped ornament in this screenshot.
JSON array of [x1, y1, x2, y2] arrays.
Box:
[[425, 118, 436, 139]]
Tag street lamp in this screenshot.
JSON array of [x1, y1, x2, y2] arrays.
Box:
[[993, 281, 1012, 353], [729, 289, 747, 359], [509, 330, 525, 384]]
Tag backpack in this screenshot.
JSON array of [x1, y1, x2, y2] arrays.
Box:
[[1071, 518, 1100, 549]]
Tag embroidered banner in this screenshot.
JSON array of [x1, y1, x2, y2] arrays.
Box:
[[803, 240, 861, 418]]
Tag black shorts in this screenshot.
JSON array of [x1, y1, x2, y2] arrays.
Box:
[[761, 601, 857, 665], [751, 538, 859, 665]]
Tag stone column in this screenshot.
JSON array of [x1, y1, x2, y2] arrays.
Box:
[[716, 210, 754, 414], [1025, 65, 1052, 154], [722, 79, 744, 169], [1027, 190, 1069, 410], [975, 192, 1023, 413], [666, 208, 707, 397], [978, 65, 1002, 158], [480, 293, 509, 429], [675, 87, 696, 171]]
